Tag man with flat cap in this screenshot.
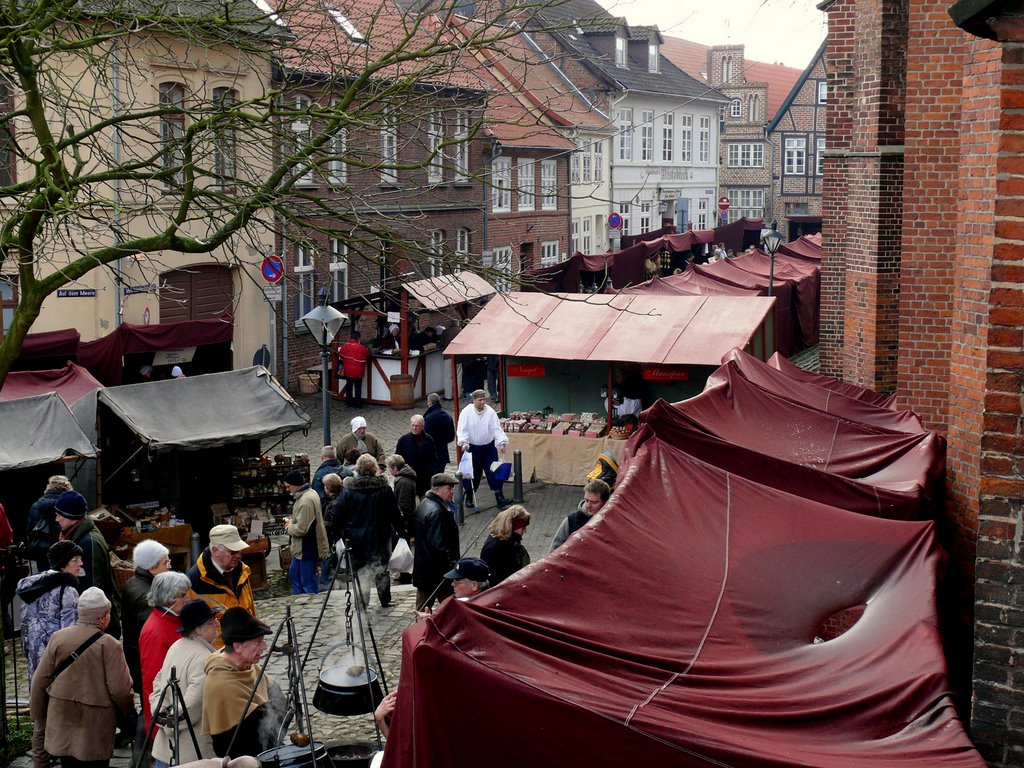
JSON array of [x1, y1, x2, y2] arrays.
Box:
[[283, 469, 328, 595], [445, 557, 489, 600], [412, 473, 461, 611], [203, 607, 278, 758], [187, 525, 256, 624], [336, 416, 386, 464], [53, 490, 121, 637]]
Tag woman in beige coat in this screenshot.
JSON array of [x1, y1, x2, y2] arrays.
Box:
[[30, 587, 134, 767]]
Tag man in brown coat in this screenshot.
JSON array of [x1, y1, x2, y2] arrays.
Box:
[[283, 469, 329, 594], [30, 586, 134, 768]]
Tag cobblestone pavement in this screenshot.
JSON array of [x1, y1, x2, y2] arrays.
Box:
[[6, 392, 591, 764]]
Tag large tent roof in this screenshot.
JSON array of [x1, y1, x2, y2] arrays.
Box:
[[445, 292, 775, 365], [767, 352, 900, 409], [94, 366, 310, 452], [0, 392, 96, 471], [385, 407, 980, 766], [0, 363, 103, 405]]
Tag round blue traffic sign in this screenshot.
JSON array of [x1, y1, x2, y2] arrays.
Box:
[[608, 212, 623, 230], [261, 255, 284, 283]]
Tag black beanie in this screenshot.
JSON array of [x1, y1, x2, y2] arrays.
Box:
[[48, 540, 83, 571]]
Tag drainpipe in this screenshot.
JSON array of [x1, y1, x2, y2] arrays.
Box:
[[281, 231, 290, 389], [112, 40, 123, 326]]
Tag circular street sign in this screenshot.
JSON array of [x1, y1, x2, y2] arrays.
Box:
[[718, 196, 731, 212], [261, 254, 285, 283], [608, 212, 623, 230]]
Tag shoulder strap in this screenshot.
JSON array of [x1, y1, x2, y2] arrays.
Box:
[[51, 631, 103, 682]]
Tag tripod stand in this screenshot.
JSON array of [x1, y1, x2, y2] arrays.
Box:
[[134, 667, 201, 768]]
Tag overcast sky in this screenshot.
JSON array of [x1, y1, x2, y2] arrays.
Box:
[[595, 0, 826, 70]]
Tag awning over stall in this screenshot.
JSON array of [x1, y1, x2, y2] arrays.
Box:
[[95, 366, 310, 452], [0, 363, 103, 405], [0, 392, 96, 471], [402, 271, 496, 311], [445, 293, 775, 366]]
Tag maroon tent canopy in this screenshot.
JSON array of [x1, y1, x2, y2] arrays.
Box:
[[385, 419, 980, 766], [14, 328, 81, 371], [619, 268, 762, 297], [778, 234, 823, 262], [0, 363, 102, 405], [671, 370, 945, 501], [727, 250, 821, 349], [767, 352, 900, 409], [720, 348, 922, 433]]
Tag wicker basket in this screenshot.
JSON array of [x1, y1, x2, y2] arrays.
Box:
[[113, 564, 134, 591]]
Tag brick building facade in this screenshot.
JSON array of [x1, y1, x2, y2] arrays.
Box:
[[819, 0, 1024, 762]]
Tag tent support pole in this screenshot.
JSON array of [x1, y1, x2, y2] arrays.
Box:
[[607, 363, 614, 425]]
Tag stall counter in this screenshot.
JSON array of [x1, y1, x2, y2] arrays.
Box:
[[355, 348, 445, 406], [507, 433, 626, 486]]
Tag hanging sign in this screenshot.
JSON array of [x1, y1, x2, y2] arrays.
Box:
[[507, 363, 546, 377], [642, 365, 689, 381]]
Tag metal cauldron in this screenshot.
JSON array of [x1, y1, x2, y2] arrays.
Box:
[[312, 643, 384, 716], [258, 741, 328, 768]]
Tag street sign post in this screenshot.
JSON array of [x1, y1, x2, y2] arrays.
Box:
[[608, 211, 623, 230], [261, 254, 285, 283], [717, 196, 731, 212]]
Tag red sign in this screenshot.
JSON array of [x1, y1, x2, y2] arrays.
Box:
[[507, 363, 546, 377], [642, 365, 689, 381], [717, 196, 731, 212], [608, 212, 623, 230], [261, 255, 285, 283]]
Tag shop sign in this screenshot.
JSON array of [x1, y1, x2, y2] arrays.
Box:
[[57, 288, 97, 297], [642, 365, 688, 381], [507, 363, 545, 377], [153, 346, 196, 365]]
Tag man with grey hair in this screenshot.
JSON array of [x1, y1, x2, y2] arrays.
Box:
[[395, 414, 436, 498], [311, 445, 342, 508], [123, 540, 172, 696], [187, 524, 256, 622], [26, 474, 72, 570], [424, 392, 455, 474]]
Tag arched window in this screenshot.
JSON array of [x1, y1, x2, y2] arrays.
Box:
[[159, 82, 186, 188], [730, 99, 742, 118]]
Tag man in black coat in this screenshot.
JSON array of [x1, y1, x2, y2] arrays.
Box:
[[423, 393, 456, 474], [412, 473, 460, 611], [395, 414, 437, 498]]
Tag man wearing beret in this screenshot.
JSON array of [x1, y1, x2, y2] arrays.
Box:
[[283, 469, 329, 594], [187, 524, 257, 626], [53, 490, 121, 638]]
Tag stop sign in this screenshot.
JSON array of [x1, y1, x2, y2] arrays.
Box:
[[718, 196, 731, 212]]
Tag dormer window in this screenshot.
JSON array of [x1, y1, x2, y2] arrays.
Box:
[[615, 35, 627, 68], [327, 8, 366, 44], [648, 42, 659, 73]]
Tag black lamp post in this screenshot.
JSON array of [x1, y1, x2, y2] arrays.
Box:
[[760, 228, 784, 297], [301, 286, 345, 446]]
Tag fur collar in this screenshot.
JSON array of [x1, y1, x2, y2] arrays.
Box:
[[343, 473, 389, 491]]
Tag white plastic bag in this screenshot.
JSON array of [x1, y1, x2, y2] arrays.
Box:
[[388, 538, 414, 573], [458, 450, 473, 478]]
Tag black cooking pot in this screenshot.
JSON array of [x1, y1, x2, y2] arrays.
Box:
[[258, 741, 327, 768], [327, 742, 378, 768], [312, 643, 385, 716]]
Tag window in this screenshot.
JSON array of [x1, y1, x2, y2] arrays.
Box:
[[618, 108, 633, 161], [0, 276, 15, 339], [593, 140, 603, 181], [492, 156, 511, 211], [662, 113, 674, 162], [639, 201, 652, 234], [571, 151, 580, 184], [816, 136, 826, 176], [328, 238, 348, 303], [620, 201, 630, 235], [427, 110, 442, 184], [679, 114, 692, 162], [0, 81, 14, 186], [696, 197, 708, 230], [818, 81, 828, 104], [648, 43, 659, 73], [159, 82, 186, 188], [294, 243, 314, 322], [380, 109, 398, 184], [487, 246, 513, 292], [541, 241, 559, 267], [517, 158, 534, 211], [328, 121, 347, 187], [581, 218, 591, 253], [454, 111, 469, 181], [211, 87, 236, 189], [456, 228, 470, 257], [571, 219, 579, 255], [727, 142, 764, 167], [327, 8, 366, 44], [785, 137, 807, 175], [727, 188, 764, 220], [615, 36, 627, 68], [730, 99, 741, 119], [540, 159, 557, 210], [581, 142, 592, 183], [290, 95, 315, 187], [640, 110, 654, 161], [698, 115, 710, 163], [427, 230, 444, 277]]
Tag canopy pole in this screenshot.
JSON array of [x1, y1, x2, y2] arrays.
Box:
[[607, 363, 614, 425], [400, 288, 410, 376]]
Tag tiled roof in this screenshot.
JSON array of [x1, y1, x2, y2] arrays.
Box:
[[537, 0, 624, 32]]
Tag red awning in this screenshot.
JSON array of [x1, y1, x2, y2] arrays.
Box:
[[767, 352, 900, 409], [0, 363, 102, 405]]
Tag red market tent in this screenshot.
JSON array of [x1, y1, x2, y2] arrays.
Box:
[[767, 351, 900, 409], [778, 234, 824, 262], [384, 413, 980, 767], [619, 269, 762, 297], [0, 362, 103, 405], [727, 249, 821, 349], [719, 348, 923, 433]]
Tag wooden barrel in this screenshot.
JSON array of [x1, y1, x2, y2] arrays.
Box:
[[390, 374, 414, 410]]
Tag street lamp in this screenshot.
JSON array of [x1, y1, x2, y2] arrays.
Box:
[[301, 286, 346, 446], [760, 228, 784, 297]]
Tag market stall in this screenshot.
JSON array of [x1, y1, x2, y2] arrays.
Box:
[[329, 271, 495, 406], [445, 292, 775, 484]]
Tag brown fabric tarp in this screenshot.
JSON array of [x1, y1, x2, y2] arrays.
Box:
[[719, 349, 922, 433], [725, 250, 821, 348], [384, 403, 979, 766], [0, 362, 103, 405], [767, 352, 900, 409]]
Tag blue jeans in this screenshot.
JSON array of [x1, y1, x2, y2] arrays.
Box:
[[289, 557, 319, 594]]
